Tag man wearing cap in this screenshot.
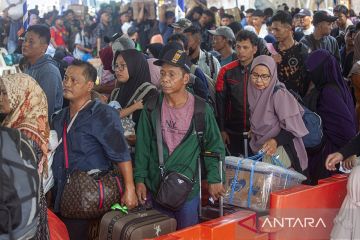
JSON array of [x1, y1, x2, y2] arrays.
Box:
[[135, 49, 225, 230], [171, 18, 193, 34], [295, 9, 314, 36], [300, 10, 341, 62], [209, 26, 237, 66], [331, 5, 353, 49], [252, 9, 268, 38]]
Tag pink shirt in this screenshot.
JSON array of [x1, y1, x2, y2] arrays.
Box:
[[161, 93, 195, 155]]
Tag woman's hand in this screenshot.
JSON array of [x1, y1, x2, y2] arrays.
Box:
[[325, 152, 344, 171], [342, 155, 357, 171], [261, 138, 278, 156], [133, 100, 144, 110]]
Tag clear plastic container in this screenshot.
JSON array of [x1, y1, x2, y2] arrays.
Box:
[[224, 156, 307, 211]]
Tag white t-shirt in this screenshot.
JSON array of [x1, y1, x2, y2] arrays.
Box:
[[258, 24, 269, 38], [296, 25, 314, 36]]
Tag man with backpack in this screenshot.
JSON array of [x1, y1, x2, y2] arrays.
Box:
[[134, 49, 225, 230], [183, 26, 221, 95], [300, 11, 341, 62]]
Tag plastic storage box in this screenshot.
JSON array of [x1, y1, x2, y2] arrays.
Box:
[[224, 156, 306, 211]]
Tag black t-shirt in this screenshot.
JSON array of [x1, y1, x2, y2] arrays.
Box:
[[274, 42, 310, 97]]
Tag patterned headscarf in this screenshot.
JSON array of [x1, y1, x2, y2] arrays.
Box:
[[0, 73, 50, 175]]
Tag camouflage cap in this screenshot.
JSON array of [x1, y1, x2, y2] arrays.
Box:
[[171, 18, 192, 29]]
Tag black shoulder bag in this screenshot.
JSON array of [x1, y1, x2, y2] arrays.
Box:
[[154, 98, 206, 211]]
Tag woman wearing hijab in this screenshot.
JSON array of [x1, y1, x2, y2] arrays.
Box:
[[110, 49, 158, 125], [248, 55, 309, 174], [0, 73, 50, 174], [306, 49, 357, 183], [0, 73, 50, 239]]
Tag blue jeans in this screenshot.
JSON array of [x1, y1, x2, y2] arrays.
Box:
[[151, 195, 200, 230]]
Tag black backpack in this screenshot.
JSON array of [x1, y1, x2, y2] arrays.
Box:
[[0, 127, 40, 239], [146, 95, 208, 179], [146, 94, 206, 141]]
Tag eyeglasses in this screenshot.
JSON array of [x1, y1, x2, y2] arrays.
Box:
[[251, 73, 271, 82], [112, 63, 127, 72]]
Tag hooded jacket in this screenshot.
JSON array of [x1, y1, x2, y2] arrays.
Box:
[[25, 54, 63, 117]]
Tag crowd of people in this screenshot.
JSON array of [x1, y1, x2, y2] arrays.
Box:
[[1, 2, 360, 239]]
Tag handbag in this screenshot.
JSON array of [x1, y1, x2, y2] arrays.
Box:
[[59, 101, 124, 219], [154, 104, 196, 211]]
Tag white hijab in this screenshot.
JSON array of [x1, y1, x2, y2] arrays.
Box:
[[331, 166, 360, 239]]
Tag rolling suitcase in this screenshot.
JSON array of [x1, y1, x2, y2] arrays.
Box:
[[199, 151, 227, 221], [98, 208, 176, 240]]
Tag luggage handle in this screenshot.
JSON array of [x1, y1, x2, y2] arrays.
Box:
[[199, 151, 224, 218]]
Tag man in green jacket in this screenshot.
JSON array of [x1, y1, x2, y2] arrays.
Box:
[[135, 49, 225, 230]]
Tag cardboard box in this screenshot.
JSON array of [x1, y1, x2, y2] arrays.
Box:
[[132, 1, 156, 20]]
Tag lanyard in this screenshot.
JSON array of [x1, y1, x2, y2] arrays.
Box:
[[62, 100, 92, 176]]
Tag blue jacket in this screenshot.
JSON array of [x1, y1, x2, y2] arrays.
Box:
[[25, 54, 63, 117]]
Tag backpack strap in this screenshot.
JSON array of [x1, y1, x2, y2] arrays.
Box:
[[146, 94, 206, 152], [193, 96, 206, 153], [109, 88, 120, 102], [126, 82, 157, 107], [204, 51, 215, 79], [145, 94, 159, 122], [190, 64, 197, 75], [272, 84, 283, 94]]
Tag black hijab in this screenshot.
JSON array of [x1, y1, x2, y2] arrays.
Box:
[[114, 49, 151, 107]]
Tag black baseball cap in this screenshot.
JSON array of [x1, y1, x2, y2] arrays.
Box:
[[154, 49, 191, 72], [313, 11, 337, 25]]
